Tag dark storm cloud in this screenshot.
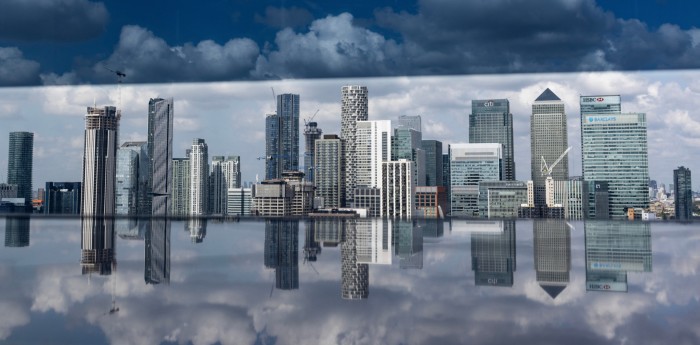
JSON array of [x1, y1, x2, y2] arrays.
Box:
[[0, 0, 108, 42], [374, 0, 700, 74], [71, 25, 260, 84], [0, 47, 41, 86], [254, 6, 314, 29]]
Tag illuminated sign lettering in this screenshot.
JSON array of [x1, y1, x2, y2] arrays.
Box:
[[483, 101, 494, 107]]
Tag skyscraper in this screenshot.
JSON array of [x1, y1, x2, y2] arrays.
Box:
[[189, 138, 208, 215], [531, 89, 569, 210], [392, 125, 425, 187], [266, 94, 300, 179], [208, 156, 240, 215], [397, 115, 422, 132], [145, 218, 170, 285], [382, 160, 413, 218], [148, 97, 174, 216], [341, 85, 369, 206], [315, 134, 345, 208], [421, 140, 443, 187], [7, 131, 33, 210], [341, 219, 369, 299], [303, 121, 322, 182], [171, 157, 190, 216], [674, 166, 692, 220], [115, 142, 146, 215], [580, 95, 649, 218], [470, 220, 516, 287], [355, 120, 392, 192], [44, 182, 81, 214], [82, 106, 120, 216], [470, 99, 515, 181]]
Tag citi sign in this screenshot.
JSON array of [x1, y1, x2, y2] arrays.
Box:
[[588, 116, 616, 123], [582, 97, 605, 103]]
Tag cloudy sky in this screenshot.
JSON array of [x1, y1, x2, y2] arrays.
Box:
[[0, 219, 699, 344], [0, 0, 699, 189]]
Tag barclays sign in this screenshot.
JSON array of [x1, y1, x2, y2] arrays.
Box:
[[587, 116, 617, 123]]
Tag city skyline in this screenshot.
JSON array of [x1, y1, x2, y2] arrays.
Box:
[[1, 71, 699, 192]]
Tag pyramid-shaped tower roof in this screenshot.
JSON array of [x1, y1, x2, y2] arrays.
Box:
[[535, 88, 561, 102]]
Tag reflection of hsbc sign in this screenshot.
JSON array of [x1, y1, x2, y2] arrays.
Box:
[[586, 282, 627, 292], [483, 101, 494, 107]]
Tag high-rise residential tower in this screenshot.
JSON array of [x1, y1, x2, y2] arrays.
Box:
[[531, 89, 569, 210], [674, 166, 692, 220], [171, 157, 190, 216], [304, 121, 322, 182], [265, 94, 300, 179], [315, 135, 345, 208], [209, 155, 240, 214], [341, 85, 369, 206], [580, 95, 649, 219], [470, 99, 515, 181], [7, 131, 33, 210], [355, 120, 392, 193], [421, 140, 443, 187], [148, 97, 174, 216], [82, 106, 120, 216], [189, 139, 208, 215], [115, 142, 143, 215]]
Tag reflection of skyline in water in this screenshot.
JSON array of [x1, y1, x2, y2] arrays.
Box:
[[0, 217, 692, 345], [534, 219, 571, 299], [80, 217, 115, 275], [264, 219, 299, 290], [145, 219, 170, 285], [186, 218, 207, 243], [584, 221, 652, 293], [470, 220, 516, 287], [341, 218, 369, 300], [396, 220, 423, 269], [4, 216, 30, 247]]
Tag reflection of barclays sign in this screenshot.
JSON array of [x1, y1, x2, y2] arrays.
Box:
[[591, 262, 622, 269], [588, 116, 617, 123]]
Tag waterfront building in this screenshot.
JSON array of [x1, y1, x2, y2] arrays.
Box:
[[421, 140, 443, 187], [355, 120, 392, 197], [264, 219, 299, 290], [354, 187, 382, 217], [45, 182, 82, 214], [265, 94, 300, 179], [145, 219, 170, 285], [82, 106, 119, 216], [531, 89, 568, 211], [0, 184, 17, 199], [443, 153, 451, 203], [115, 142, 146, 215], [414, 186, 448, 218], [674, 166, 693, 220], [341, 86, 369, 206], [252, 180, 293, 216], [382, 160, 413, 218], [392, 126, 425, 187], [7, 131, 33, 210], [171, 157, 190, 216], [470, 99, 515, 181], [189, 139, 209, 215], [227, 188, 252, 216], [209, 156, 240, 215], [450, 143, 503, 217], [147, 97, 174, 217], [477, 181, 528, 218], [580, 95, 648, 219], [282, 171, 314, 216], [304, 121, 322, 182], [395, 220, 423, 269], [315, 135, 345, 208]]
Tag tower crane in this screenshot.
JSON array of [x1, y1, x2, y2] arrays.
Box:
[[304, 109, 320, 127], [541, 146, 572, 207], [103, 65, 126, 117]]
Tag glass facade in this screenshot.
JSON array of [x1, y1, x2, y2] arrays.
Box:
[[449, 144, 502, 217], [7, 131, 33, 210], [580, 95, 648, 219], [421, 140, 443, 187], [115, 146, 140, 215], [470, 99, 515, 181], [673, 166, 692, 220], [477, 181, 527, 218], [531, 89, 568, 210]]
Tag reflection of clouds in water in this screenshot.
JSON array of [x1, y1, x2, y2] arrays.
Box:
[[0, 301, 29, 340], [30, 265, 98, 313], [584, 295, 651, 339]]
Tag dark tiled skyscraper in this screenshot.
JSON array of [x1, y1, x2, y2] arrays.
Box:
[[266, 94, 300, 179], [7, 131, 33, 210], [421, 140, 443, 187], [674, 166, 692, 220], [304, 121, 322, 182], [148, 98, 174, 216], [470, 99, 515, 181]]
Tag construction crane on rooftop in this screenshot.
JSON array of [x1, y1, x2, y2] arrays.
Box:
[[542, 146, 572, 208], [103, 65, 126, 116]]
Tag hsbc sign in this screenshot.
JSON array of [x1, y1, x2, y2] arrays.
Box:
[[580, 95, 621, 105]]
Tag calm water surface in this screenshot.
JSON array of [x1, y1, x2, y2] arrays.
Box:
[[0, 217, 698, 345]]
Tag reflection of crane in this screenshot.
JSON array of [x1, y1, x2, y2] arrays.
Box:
[[303, 256, 319, 275], [102, 260, 120, 316], [542, 147, 572, 207]]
